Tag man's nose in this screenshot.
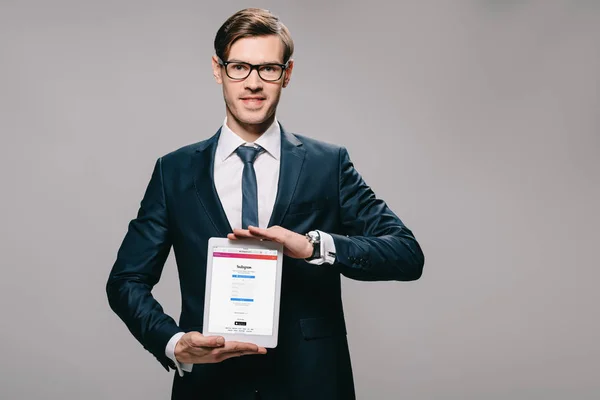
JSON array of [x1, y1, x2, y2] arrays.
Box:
[[244, 68, 263, 90]]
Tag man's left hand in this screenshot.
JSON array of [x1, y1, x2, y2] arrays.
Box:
[[227, 226, 313, 259]]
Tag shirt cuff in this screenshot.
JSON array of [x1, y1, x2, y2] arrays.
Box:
[[165, 332, 193, 376], [306, 230, 336, 265]]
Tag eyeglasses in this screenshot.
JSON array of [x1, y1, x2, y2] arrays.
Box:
[[217, 58, 289, 82]]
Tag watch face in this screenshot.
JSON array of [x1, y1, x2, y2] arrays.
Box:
[[305, 232, 320, 259]]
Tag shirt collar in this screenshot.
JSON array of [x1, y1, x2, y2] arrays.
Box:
[[216, 117, 281, 162]]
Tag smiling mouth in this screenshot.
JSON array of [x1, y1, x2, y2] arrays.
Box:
[[240, 98, 266, 107]]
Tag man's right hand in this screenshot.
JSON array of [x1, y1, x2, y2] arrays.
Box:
[[174, 331, 267, 364]]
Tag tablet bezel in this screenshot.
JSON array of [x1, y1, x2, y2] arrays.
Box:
[[202, 237, 283, 348]]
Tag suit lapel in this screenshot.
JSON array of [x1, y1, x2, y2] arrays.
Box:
[[193, 128, 233, 236], [268, 126, 306, 227], [193, 125, 306, 234]]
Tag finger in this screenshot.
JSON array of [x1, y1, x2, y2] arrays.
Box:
[[241, 227, 273, 243], [214, 341, 259, 354], [244, 227, 272, 240], [224, 341, 259, 353], [228, 233, 266, 240], [232, 229, 262, 239], [248, 226, 282, 242], [247, 226, 268, 235], [189, 333, 225, 348]]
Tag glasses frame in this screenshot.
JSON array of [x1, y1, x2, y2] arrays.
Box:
[[217, 58, 289, 82]]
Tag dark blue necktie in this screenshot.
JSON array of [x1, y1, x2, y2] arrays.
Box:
[[235, 145, 263, 229]]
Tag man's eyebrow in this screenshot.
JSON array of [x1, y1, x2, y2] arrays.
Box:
[[228, 59, 284, 64]]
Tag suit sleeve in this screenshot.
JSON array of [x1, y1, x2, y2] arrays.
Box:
[[330, 147, 425, 281], [106, 158, 181, 371]]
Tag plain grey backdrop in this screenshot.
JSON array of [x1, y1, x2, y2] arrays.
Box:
[[1, 1, 598, 399]]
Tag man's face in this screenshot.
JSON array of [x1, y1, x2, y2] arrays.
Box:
[[212, 35, 293, 130]]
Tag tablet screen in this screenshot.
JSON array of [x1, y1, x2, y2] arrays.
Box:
[[207, 246, 278, 336]]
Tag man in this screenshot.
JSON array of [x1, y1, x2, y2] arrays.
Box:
[[107, 8, 424, 400]]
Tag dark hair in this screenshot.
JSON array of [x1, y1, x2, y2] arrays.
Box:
[[214, 8, 294, 63]]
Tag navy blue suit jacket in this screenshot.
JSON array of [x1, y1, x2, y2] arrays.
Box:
[[107, 126, 424, 400]]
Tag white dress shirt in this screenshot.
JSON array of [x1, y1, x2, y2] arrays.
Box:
[[165, 118, 336, 376], [214, 116, 281, 230]]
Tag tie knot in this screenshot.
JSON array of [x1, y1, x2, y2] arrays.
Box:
[[235, 145, 263, 164]]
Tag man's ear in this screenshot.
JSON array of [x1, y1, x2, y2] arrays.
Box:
[[282, 59, 294, 88], [212, 55, 223, 84]]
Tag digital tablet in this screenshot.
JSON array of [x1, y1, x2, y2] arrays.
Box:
[[202, 237, 284, 348]]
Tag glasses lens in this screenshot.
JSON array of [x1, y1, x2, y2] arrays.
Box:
[[226, 63, 251, 79], [258, 65, 283, 81]]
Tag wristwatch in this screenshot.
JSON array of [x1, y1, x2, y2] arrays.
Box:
[[305, 230, 321, 261]]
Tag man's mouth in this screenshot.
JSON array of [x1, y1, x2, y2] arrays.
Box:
[[240, 96, 266, 105]]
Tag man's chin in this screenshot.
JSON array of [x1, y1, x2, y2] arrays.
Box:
[[236, 113, 273, 127]]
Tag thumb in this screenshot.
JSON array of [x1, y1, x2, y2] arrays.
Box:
[[187, 332, 225, 348]]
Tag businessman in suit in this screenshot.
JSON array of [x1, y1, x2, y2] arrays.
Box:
[[107, 8, 424, 400]]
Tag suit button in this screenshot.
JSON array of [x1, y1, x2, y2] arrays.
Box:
[[254, 389, 261, 400]]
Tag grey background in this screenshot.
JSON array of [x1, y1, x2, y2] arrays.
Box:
[[1, 1, 598, 399]]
